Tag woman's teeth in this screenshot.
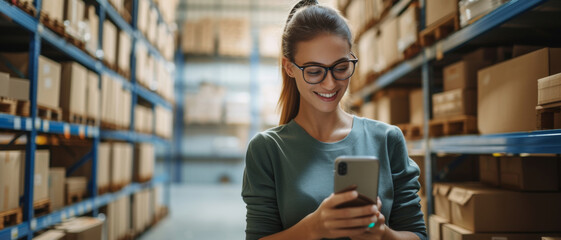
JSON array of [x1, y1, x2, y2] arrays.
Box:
[[317, 92, 336, 98]]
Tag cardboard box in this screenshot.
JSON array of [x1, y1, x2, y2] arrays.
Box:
[[448, 185, 561, 232], [110, 143, 123, 186], [60, 62, 87, 116], [430, 215, 449, 240], [122, 143, 133, 184], [148, 8, 158, 44], [443, 61, 469, 91], [479, 155, 499, 186], [433, 89, 476, 119], [0, 53, 61, 109], [538, 72, 561, 105], [410, 89, 424, 126], [218, 18, 251, 57], [117, 31, 131, 73], [20, 150, 50, 202], [500, 156, 559, 191], [63, 0, 85, 37], [426, 0, 458, 27], [49, 168, 66, 211], [65, 177, 87, 200], [137, 0, 149, 34], [0, 151, 22, 212], [398, 3, 418, 53], [376, 89, 410, 125], [444, 48, 499, 92], [86, 71, 99, 120], [56, 217, 103, 240], [134, 143, 154, 182], [433, 183, 453, 220], [33, 230, 65, 240], [103, 20, 117, 66], [98, 143, 110, 190], [0, 73, 30, 101], [379, 17, 402, 71], [478, 48, 561, 134], [42, 1, 64, 24], [199, 18, 215, 55], [85, 5, 98, 55], [441, 223, 555, 240]]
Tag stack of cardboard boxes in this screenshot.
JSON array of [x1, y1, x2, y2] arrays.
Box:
[[100, 74, 131, 129]]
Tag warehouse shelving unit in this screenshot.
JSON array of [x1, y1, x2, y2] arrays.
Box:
[[348, 0, 561, 218], [0, 0, 174, 239]]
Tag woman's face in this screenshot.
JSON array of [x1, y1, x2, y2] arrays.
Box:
[[285, 34, 352, 115]]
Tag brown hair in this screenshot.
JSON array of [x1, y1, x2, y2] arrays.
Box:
[[278, 0, 353, 125]]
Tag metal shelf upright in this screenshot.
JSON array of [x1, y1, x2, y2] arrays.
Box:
[[0, 0, 176, 239]]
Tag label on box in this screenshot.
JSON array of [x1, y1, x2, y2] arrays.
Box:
[[34, 119, 40, 129], [43, 121, 49, 132], [26, 119, 32, 131], [11, 228, 18, 240], [14, 117, 21, 130], [30, 219, 37, 230]]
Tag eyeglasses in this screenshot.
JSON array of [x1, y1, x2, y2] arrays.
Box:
[[291, 52, 358, 84]]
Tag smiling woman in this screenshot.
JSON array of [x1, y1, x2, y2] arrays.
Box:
[[241, 1, 427, 240]]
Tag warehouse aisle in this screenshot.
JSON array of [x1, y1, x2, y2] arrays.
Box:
[[139, 183, 246, 240]]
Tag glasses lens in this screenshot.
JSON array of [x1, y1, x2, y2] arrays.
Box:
[[332, 61, 354, 80], [304, 66, 327, 83]]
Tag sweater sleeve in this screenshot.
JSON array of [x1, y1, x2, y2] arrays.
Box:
[[241, 133, 282, 240], [388, 126, 427, 240]]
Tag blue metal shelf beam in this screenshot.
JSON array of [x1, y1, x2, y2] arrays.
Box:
[[0, 175, 169, 240], [430, 130, 561, 154], [98, 0, 135, 36], [100, 130, 171, 145]]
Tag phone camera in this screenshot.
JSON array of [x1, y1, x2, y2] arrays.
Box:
[[338, 162, 347, 175]]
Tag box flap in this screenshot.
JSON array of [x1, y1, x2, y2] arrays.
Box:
[[448, 187, 473, 206], [433, 184, 451, 196]]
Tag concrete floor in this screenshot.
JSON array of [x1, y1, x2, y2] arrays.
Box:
[[139, 183, 246, 240]]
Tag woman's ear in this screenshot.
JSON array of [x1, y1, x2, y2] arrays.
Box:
[[282, 57, 295, 78]]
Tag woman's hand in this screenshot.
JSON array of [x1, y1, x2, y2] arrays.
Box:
[[300, 191, 380, 239], [350, 197, 387, 240]]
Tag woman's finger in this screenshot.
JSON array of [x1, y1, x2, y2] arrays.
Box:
[[323, 191, 358, 209]]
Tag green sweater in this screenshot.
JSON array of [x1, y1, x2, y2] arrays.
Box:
[[242, 116, 427, 240]]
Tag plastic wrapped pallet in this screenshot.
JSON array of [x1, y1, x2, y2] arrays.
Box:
[[459, 0, 508, 27], [0, 151, 22, 212], [60, 62, 88, 117]]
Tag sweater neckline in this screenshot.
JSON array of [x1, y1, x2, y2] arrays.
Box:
[[287, 115, 361, 150]]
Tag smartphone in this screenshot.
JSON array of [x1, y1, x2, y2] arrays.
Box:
[[334, 156, 380, 209]]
